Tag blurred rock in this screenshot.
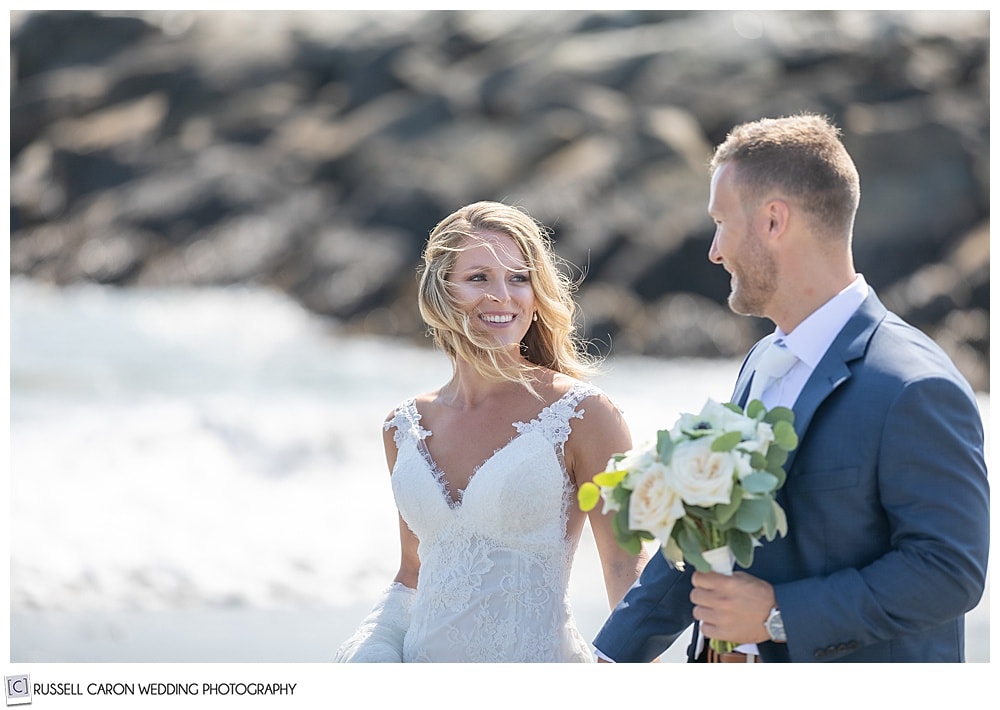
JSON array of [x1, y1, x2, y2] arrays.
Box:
[[9, 9, 990, 391]]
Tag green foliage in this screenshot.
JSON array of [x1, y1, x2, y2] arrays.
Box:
[[728, 530, 754, 568], [712, 484, 743, 525], [733, 496, 772, 533], [656, 429, 673, 462], [773, 420, 798, 450], [710, 430, 743, 452], [741, 471, 778, 494], [676, 520, 711, 572]]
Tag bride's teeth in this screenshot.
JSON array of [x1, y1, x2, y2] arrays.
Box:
[[482, 314, 513, 323]]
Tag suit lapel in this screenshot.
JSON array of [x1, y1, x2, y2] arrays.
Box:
[[783, 293, 887, 471], [730, 293, 888, 471]]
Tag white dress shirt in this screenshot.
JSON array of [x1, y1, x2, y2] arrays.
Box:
[[760, 274, 870, 411]]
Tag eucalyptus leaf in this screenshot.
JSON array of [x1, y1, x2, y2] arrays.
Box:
[[677, 526, 711, 572], [766, 464, 787, 489], [613, 516, 646, 556], [741, 471, 779, 494], [728, 530, 753, 568], [766, 445, 788, 469], [657, 430, 674, 462], [762, 500, 777, 539], [764, 406, 795, 425], [734, 497, 771, 533], [612, 505, 631, 542], [619, 532, 643, 556], [711, 430, 743, 452], [773, 420, 799, 450], [661, 536, 685, 568], [749, 451, 768, 470], [746, 400, 765, 419], [683, 504, 714, 521], [714, 485, 742, 525]]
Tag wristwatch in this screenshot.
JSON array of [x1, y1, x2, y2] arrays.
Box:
[[765, 607, 786, 642]]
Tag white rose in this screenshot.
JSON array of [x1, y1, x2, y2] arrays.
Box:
[[628, 462, 685, 542], [732, 449, 755, 480], [669, 436, 738, 506]]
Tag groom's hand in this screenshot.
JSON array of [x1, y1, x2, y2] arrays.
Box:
[[690, 571, 776, 645]]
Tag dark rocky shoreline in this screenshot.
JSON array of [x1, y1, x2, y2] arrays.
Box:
[[9, 10, 989, 391]]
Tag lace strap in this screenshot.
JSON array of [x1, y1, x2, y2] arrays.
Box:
[[383, 398, 431, 448], [513, 381, 602, 447]]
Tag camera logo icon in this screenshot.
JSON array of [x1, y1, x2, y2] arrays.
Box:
[[5, 675, 31, 706]]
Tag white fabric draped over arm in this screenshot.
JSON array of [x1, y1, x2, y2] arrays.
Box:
[[333, 582, 415, 663]]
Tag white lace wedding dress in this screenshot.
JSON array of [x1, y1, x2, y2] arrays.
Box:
[[384, 381, 601, 662]]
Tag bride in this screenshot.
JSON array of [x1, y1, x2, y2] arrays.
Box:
[[334, 201, 648, 662]]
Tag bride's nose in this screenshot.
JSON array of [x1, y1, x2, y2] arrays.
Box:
[[485, 283, 509, 303]]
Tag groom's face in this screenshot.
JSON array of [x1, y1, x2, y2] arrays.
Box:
[[707, 163, 778, 318]]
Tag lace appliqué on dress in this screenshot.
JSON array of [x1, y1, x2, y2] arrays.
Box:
[[513, 381, 601, 456]]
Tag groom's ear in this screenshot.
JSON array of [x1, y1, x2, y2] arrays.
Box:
[[764, 199, 790, 241]]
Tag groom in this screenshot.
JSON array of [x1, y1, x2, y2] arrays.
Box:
[[594, 114, 989, 662]]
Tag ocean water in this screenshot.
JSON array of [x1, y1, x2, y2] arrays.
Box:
[[7, 277, 990, 663]]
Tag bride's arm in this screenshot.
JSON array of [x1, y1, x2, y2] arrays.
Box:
[[569, 394, 649, 607], [382, 419, 421, 589], [331, 418, 419, 663]]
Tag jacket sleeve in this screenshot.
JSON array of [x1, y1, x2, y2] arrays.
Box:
[[593, 550, 696, 662], [776, 375, 990, 662]]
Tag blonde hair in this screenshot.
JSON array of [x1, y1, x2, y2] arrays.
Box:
[[418, 201, 598, 390], [710, 113, 861, 239]]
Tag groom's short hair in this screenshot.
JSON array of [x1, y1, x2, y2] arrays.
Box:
[[710, 114, 861, 239]]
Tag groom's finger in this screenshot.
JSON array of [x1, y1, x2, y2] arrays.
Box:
[[691, 571, 727, 589]]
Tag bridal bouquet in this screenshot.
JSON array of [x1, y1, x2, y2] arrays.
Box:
[[578, 398, 797, 654]]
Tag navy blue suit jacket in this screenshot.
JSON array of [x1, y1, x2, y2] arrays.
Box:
[[593, 292, 989, 662]]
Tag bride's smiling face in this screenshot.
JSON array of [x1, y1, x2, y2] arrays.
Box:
[[448, 231, 536, 350]]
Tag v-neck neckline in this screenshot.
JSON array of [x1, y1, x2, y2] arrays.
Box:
[[407, 391, 566, 509]]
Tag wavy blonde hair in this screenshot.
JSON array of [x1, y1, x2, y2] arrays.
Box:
[[418, 201, 598, 390]]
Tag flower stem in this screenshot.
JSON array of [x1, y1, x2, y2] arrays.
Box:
[[709, 638, 737, 655]]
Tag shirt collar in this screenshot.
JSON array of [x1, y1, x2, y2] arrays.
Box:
[[774, 275, 870, 369]]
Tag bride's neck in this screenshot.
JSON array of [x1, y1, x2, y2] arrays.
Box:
[[442, 358, 539, 409]]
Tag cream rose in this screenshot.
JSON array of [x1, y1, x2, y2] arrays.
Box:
[[627, 462, 685, 541], [669, 436, 739, 506]]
